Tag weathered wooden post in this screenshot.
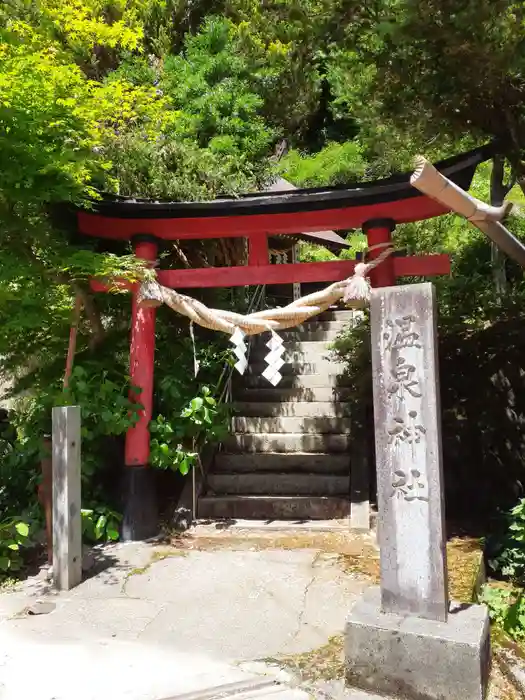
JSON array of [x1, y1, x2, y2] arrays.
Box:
[[345, 284, 490, 700], [52, 406, 82, 590]]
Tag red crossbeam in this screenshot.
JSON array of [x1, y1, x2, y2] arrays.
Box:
[[90, 255, 450, 293]]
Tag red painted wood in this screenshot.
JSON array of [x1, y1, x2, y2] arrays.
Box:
[[78, 197, 449, 241], [248, 234, 269, 266], [153, 255, 450, 289], [366, 224, 396, 288], [90, 255, 450, 293], [125, 240, 157, 468], [393, 255, 450, 277]]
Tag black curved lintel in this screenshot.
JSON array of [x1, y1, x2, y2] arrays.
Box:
[[81, 143, 494, 221]]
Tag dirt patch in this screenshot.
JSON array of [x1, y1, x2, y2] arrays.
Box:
[[172, 530, 379, 573], [264, 634, 345, 683], [447, 536, 484, 602], [490, 653, 525, 700]]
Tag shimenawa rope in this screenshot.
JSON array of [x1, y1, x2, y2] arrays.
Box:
[[137, 246, 394, 336]]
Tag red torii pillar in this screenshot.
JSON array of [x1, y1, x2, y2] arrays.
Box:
[[364, 219, 396, 288], [349, 219, 396, 529], [123, 235, 158, 541]]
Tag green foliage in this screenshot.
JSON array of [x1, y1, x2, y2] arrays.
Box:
[[298, 243, 337, 263], [81, 506, 121, 543], [106, 17, 276, 199], [150, 385, 229, 474], [64, 365, 142, 484], [480, 584, 525, 643], [3, 0, 525, 583], [488, 498, 525, 585], [332, 1, 525, 178], [0, 518, 34, 574], [0, 360, 139, 566], [8, 363, 141, 494], [280, 142, 366, 186]]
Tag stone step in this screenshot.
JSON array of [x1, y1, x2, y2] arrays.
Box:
[[286, 320, 348, 330], [214, 452, 350, 473], [249, 346, 338, 363], [198, 495, 351, 520], [224, 432, 351, 453], [278, 328, 343, 342], [250, 340, 332, 352], [207, 473, 350, 496], [246, 360, 345, 377], [241, 373, 351, 389], [279, 319, 348, 332], [234, 401, 349, 418], [232, 415, 350, 434], [236, 387, 352, 403]]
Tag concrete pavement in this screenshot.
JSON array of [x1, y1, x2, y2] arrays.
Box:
[[0, 538, 378, 700]]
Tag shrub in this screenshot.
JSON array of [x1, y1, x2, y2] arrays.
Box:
[[488, 497, 525, 585], [480, 584, 525, 642]]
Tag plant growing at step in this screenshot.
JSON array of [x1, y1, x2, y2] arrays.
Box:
[[150, 385, 229, 474], [479, 584, 525, 643], [488, 497, 525, 585], [81, 506, 122, 543]]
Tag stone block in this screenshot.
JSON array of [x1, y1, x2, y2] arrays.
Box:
[[225, 432, 351, 453], [345, 587, 490, 700], [233, 415, 350, 434], [207, 473, 349, 496], [198, 495, 350, 520]]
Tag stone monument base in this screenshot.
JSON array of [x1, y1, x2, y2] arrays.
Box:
[[345, 587, 490, 700]]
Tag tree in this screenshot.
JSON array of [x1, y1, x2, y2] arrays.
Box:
[[330, 1, 525, 180]]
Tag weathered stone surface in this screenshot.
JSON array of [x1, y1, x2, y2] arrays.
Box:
[[243, 373, 352, 388], [237, 387, 352, 402], [207, 473, 349, 496], [198, 495, 351, 520], [52, 405, 82, 591], [214, 453, 350, 474], [224, 432, 351, 453], [247, 360, 345, 377], [345, 587, 490, 700], [249, 340, 333, 360], [370, 283, 447, 621], [233, 401, 349, 418], [203, 308, 357, 522], [233, 416, 350, 435], [279, 328, 346, 341]]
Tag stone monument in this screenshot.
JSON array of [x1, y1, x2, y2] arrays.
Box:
[[345, 283, 490, 700]]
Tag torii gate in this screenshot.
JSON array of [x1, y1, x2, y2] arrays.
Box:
[[76, 144, 492, 539]]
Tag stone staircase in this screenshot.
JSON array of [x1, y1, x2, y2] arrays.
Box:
[[198, 310, 356, 521]]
